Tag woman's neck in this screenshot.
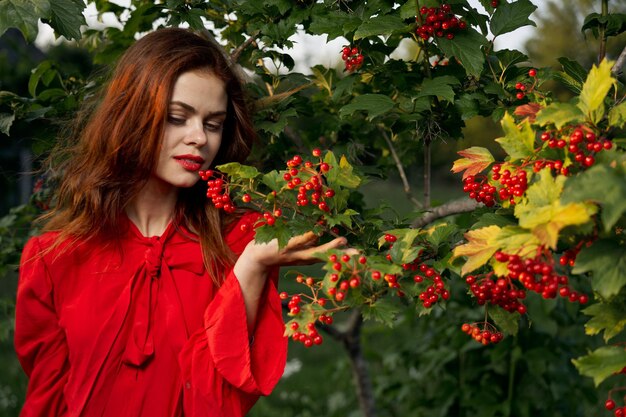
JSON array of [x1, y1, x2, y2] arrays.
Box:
[[126, 178, 178, 238]]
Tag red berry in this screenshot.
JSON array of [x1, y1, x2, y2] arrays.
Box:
[[242, 193, 251, 203], [312, 148, 322, 157], [606, 400, 616, 411], [320, 162, 330, 172], [528, 68, 537, 77]]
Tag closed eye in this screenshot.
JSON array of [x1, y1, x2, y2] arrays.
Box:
[[204, 121, 223, 132], [167, 115, 185, 125]]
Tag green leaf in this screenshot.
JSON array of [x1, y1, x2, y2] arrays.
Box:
[[28, 60, 53, 97], [49, 0, 86, 40], [257, 107, 298, 135], [561, 162, 626, 232], [339, 94, 395, 120], [261, 170, 282, 192], [558, 57, 588, 85], [399, 0, 417, 19], [330, 154, 362, 189], [354, 14, 406, 40], [472, 212, 516, 229], [0, 113, 16, 136], [573, 239, 626, 299], [0, 0, 50, 42], [609, 101, 626, 129], [578, 59, 616, 122], [215, 162, 260, 179], [424, 223, 457, 248], [416, 76, 460, 103], [253, 221, 291, 248], [495, 49, 529, 70], [489, 0, 537, 37], [308, 10, 360, 40], [514, 169, 597, 249], [582, 301, 626, 342], [495, 113, 535, 160], [534, 102, 584, 129], [488, 306, 519, 336], [572, 346, 626, 387], [361, 298, 400, 326], [436, 28, 487, 77]]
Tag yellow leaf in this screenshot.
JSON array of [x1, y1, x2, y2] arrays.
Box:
[[453, 226, 501, 275], [578, 59, 616, 121], [515, 169, 597, 248]]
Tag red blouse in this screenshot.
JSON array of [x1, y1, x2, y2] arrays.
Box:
[[14, 212, 287, 417]]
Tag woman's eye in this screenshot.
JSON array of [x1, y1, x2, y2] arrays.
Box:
[[204, 122, 223, 132], [167, 115, 185, 125]]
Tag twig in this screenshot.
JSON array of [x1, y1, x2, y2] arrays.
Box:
[[411, 198, 479, 228], [230, 33, 259, 63], [379, 128, 423, 209], [612, 45, 626, 75], [423, 137, 431, 208]]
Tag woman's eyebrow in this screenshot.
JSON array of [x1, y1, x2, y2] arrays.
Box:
[[169, 101, 227, 117]]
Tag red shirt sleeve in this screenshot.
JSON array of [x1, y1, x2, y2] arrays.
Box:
[[178, 212, 288, 417], [14, 237, 70, 417]]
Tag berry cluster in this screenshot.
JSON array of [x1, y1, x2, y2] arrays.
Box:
[[465, 273, 528, 315], [461, 322, 504, 345], [535, 126, 613, 175], [326, 253, 367, 302], [514, 68, 538, 100], [341, 46, 364, 72], [283, 149, 334, 213], [497, 249, 589, 304], [413, 263, 450, 308], [381, 234, 449, 307], [461, 166, 528, 207], [606, 398, 626, 417], [416, 4, 467, 41], [288, 320, 324, 348], [200, 170, 236, 213], [281, 276, 336, 347]]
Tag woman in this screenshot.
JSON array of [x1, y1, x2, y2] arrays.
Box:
[[14, 27, 349, 417]]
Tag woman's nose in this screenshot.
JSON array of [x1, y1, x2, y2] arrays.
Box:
[[184, 122, 207, 146]]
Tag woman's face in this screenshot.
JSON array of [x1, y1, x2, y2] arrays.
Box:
[[154, 69, 227, 189]]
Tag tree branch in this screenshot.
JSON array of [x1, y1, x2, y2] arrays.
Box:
[[230, 33, 259, 63], [341, 311, 377, 417], [411, 198, 479, 228], [612, 45, 626, 76], [379, 128, 422, 209]]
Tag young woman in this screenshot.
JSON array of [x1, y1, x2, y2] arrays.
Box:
[[14, 27, 349, 417]]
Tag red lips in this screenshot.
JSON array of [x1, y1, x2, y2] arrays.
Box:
[[174, 154, 205, 172]]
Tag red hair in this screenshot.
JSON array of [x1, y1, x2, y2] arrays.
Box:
[[42, 28, 256, 283]]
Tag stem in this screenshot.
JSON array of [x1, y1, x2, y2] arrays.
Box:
[[230, 32, 259, 63], [599, 0, 609, 63], [505, 344, 517, 417], [342, 311, 377, 417], [612, 44, 626, 75], [380, 128, 422, 208], [411, 198, 478, 228], [423, 137, 431, 208]]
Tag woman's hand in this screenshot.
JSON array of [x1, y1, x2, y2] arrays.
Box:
[[233, 232, 355, 333]]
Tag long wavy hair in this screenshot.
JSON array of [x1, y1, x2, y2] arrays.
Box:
[[41, 27, 256, 284]]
